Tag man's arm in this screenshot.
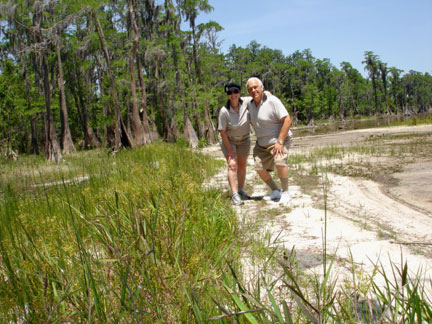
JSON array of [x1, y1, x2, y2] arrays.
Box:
[[273, 114, 292, 156]]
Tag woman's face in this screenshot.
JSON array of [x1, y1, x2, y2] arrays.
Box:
[[227, 88, 240, 102]]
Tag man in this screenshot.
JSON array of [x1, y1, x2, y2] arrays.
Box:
[[246, 77, 292, 203]]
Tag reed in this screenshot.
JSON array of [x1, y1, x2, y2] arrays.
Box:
[[0, 143, 239, 322]]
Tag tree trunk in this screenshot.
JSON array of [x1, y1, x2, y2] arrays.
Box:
[[32, 8, 61, 162], [24, 61, 39, 154], [352, 94, 359, 115], [56, 40, 76, 154], [149, 94, 160, 141], [95, 55, 109, 144], [128, 0, 148, 146], [402, 82, 410, 115], [158, 93, 176, 142], [184, 96, 200, 147], [170, 116, 180, 139], [371, 75, 379, 115], [304, 88, 313, 125], [152, 52, 173, 141], [198, 118, 205, 139], [337, 79, 345, 120], [183, 115, 199, 148], [30, 114, 39, 154], [137, 55, 153, 142], [41, 54, 62, 162], [204, 101, 217, 144], [33, 13, 62, 162], [150, 120, 160, 141], [91, 10, 132, 150], [379, 63, 391, 115], [338, 91, 345, 120], [71, 57, 101, 149], [190, 20, 202, 83]]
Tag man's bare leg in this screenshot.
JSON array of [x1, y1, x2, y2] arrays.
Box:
[[276, 165, 289, 191]]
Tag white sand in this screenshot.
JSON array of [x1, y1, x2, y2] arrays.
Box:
[[202, 124, 432, 297]]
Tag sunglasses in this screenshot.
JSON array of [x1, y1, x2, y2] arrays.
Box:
[[226, 89, 240, 95]]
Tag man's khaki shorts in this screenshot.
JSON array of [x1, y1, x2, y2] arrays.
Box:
[[220, 134, 251, 157], [253, 140, 291, 171]]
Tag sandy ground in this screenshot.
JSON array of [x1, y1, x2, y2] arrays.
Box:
[[202, 124, 432, 297]]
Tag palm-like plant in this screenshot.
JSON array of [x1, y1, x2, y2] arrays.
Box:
[[363, 51, 380, 115]]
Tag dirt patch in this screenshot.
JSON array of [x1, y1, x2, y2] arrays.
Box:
[[386, 161, 432, 214], [201, 124, 432, 296], [291, 124, 432, 149]]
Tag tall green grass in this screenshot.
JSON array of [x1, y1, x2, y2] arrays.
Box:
[[0, 143, 240, 322]]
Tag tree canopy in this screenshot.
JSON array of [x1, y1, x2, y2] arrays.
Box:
[[1, 0, 431, 160]]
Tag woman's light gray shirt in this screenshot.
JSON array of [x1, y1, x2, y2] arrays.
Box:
[[217, 99, 250, 138]]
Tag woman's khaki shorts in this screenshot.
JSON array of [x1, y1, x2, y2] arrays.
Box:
[[253, 140, 291, 171], [220, 134, 251, 157]]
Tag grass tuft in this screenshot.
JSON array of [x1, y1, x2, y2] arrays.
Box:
[[0, 143, 239, 322]]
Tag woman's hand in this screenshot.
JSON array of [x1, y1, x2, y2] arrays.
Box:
[[227, 149, 236, 160]]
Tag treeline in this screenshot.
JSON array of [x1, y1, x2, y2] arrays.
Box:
[[0, 0, 431, 161]]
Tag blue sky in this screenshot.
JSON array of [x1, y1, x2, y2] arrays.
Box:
[[195, 0, 432, 75]]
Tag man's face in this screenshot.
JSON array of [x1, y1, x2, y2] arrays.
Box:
[[247, 79, 263, 103]]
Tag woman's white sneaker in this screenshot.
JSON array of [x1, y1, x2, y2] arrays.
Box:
[[231, 192, 243, 205]]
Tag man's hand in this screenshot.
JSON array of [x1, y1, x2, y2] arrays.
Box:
[[273, 115, 291, 156], [273, 142, 284, 156]]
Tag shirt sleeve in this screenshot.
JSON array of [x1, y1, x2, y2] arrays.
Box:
[[218, 107, 228, 131], [272, 97, 288, 120]]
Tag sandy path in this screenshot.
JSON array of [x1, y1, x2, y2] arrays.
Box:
[[202, 124, 432, 295]]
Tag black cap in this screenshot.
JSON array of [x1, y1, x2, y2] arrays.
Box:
[[224, 82, 241, 93]]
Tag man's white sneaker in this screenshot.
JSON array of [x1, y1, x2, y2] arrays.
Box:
[[263, 189, 281, 201], [279, 191, 291, 204]]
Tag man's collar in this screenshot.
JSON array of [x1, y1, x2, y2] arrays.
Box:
[[250, 93, 268, 106]]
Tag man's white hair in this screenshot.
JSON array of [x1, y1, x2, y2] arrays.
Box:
[[246, 77, 264, 89]]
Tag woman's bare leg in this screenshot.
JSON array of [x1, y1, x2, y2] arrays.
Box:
[[226, 155, 238, 193], [236, 155, 248, 190]]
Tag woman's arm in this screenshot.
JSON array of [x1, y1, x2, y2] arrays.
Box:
[[220, 129, 235, 159]]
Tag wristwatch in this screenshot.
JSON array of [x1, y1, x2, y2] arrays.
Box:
[[277, 139, 284, 145]]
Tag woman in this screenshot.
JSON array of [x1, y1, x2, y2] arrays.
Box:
[[218, 82, 251, 205]]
